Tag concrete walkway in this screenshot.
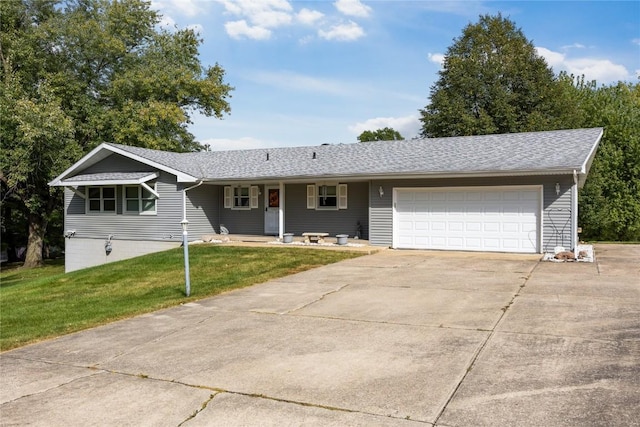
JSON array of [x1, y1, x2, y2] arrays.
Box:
[[1, 244, 638, 426]]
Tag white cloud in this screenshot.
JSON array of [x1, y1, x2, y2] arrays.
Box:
[[428, 52, 445, 66], [297, 8, 324, 25], [246, 70, 352, 96], [152, 0, 206, 17], [348, 114, 422, 139], [561, 43, 586, 50], [157, 15, 176, 30], [334, 0, 371, 18], [225, 20, 272, 40], [252, 10, 292, 28], [217, 0, 295, 39], [632, 38, 640, 46], [217, 0, 293, 27], [536, 46, 632, 83], [318, 21, 365, 41]]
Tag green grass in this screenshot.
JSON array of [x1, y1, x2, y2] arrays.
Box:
[[0, 245, 363, 351]]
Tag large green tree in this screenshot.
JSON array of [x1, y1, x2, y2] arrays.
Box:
[[0, 0, 233, 267], [419, 13, 639, 242], [578, 81, 640, 241], [357, 127, 404, 142], [420, 14, 574, 137]]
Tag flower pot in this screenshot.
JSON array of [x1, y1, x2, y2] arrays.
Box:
[[336, 234, 348, 245], [283, 233, 294, 243]]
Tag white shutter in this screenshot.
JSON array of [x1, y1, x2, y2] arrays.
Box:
[[338, 184, 348, 209], [306, 185, 316, 209], [250, 186, 259, 209], [224, 186, 232, 208]]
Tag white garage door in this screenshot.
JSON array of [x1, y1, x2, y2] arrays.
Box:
[[394, 187, 540, 253]]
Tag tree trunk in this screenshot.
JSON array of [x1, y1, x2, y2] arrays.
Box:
[[23, 213, 47, 268]]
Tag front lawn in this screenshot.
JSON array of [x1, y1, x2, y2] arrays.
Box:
[[0, 245, 362, 351]]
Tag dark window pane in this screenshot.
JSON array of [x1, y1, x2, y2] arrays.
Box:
[[103, 187, 115, 198], [103, 200, 116, 211], [126, 200, 139, 211]]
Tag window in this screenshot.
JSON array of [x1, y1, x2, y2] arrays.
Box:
[[87, 187, 116, 213], [307, 184, 347, 210], [224, 186, 259, 210], [319, 185, 337, 208], [124, 185, 157, 215]]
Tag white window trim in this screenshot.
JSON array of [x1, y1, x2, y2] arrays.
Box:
[[224, 185, 259, 210], [123, 183, 157, 215], [86, 186, 117, 215], [307, 183, 348, 210]]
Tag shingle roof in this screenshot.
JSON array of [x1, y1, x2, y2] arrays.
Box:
[[64, 172, 157, 183], [108, 128, 603, 182]]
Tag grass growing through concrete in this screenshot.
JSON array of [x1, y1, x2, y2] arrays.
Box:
[[0, 245, 362, 351]]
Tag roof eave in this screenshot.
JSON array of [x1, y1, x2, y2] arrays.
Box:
[[576, 128, 604, 187], [198, 168, 581, 185], [51, 172, 160, 187]]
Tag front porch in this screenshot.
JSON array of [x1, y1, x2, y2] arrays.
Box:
[[195, 233, 377, 253]]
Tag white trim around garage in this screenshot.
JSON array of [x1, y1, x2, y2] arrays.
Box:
[[392, 185, 543, 253]]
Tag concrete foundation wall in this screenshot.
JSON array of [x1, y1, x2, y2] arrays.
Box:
[[64, 238, 180, 273]]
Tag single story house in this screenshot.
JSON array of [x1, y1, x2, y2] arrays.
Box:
[[50, 127, 603, 272]]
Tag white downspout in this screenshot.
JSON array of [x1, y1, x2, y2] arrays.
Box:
[[572, 170, 578, 250], [182, 181, 204, 223], [278, 181, 284, 240]]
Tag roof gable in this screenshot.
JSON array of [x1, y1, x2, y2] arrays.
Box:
[[49, 143, 200, 186]]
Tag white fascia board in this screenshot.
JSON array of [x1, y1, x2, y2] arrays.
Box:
[[49, 144, 198, 186], [48, 143, 112, 186], [202, 169, 579, 185], [55, 172, 160, 187], [576, 128, 604, 187]]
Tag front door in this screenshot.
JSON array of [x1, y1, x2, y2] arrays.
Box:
[[264, 186, 280, 235]]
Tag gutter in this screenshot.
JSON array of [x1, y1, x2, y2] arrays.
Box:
[[182, 180, 204, 222]]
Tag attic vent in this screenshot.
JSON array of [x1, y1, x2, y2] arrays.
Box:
[[312, 152, 317, 159], [266, 152, 269, 161]]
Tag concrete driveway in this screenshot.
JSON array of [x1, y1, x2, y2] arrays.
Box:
[[1, 244, 639, 426]]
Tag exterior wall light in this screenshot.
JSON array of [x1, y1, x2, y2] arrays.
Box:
[[379, 186, 384, 198], [555, 182, 561, 195]]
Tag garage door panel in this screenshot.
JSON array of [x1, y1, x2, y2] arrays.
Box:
[[502, 222, 520, 233], [466, 222, 482, 232], [449, 222, 464, 232], [432, 222, 446, 231], [394, 188, 539, 253]]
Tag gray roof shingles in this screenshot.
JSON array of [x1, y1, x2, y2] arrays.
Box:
[[108, 128, 603, 181], [64, 172, 156, 182]]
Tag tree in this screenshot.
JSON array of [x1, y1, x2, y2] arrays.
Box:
[[358, 127, 404, 142], [0, 0, 233, 268], [578, 82, 640, 241], [420, 14, 572, 137]]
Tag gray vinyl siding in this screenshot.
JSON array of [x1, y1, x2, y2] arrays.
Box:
[[542, 177, 574, 250], [285, 182, 369, 238], [82, 153, 156, 174], [218, 185, 264, 235], [184, 183, 219, 238], [64, 172, 200, 243], [369, 175, 575, 252]]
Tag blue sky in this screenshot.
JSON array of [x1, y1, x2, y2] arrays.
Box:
[[150, 0, 640, 151]]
